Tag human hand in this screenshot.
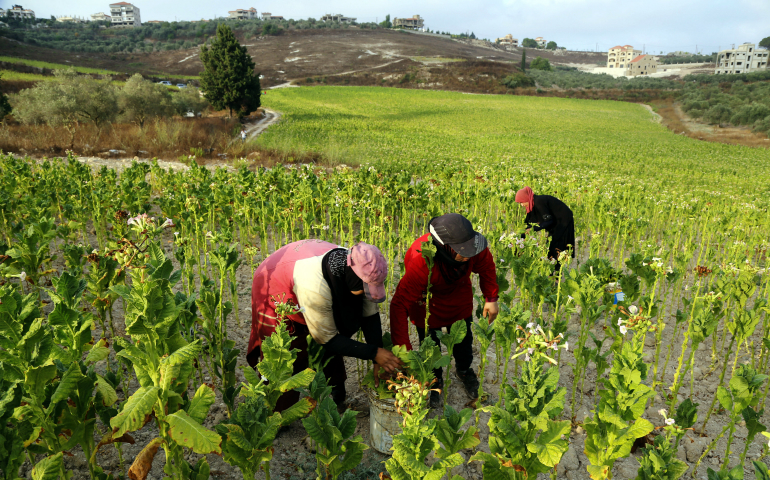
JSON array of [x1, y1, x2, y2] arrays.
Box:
[[373, 348, 404, 386], [483, 301, 499, 323]]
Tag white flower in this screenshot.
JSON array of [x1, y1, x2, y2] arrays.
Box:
[[526, 322, 535, 330], [161, 218, 174, 228], [563, 341, 569, 351], [658, 409, 667, 417], [619, 325, 628, 335], [617, 318, 624, 326], [665, 418, 675, 426], [628, 305, 639, 315], [567, 295, 574, 303], [174, 232, 180, 236], [19, 271, 27, 282], [527, 348, 534, 355], [524, 353, 530, 362], [260, 375, 268, 382]]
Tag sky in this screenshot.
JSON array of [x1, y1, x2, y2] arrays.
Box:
[[12, 0, 770, 54]]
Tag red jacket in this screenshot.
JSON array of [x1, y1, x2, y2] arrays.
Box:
[[390, 233, 499, 349]]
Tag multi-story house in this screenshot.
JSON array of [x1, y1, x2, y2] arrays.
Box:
[[715, 43, 769, 74], [607, 45, 642, 69], [91, 12, 112, 22], [321, 13, 356, 23], [626, 54, 658, 76], [393, 15, 424, 29], [109, 2, 141, 27], [4, 5, 35, 19], [535, 36, 546, 48], [228, 7, 258, 20], [496, 34, 518, 47]]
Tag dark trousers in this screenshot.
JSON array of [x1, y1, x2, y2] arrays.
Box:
[[247, 321, 347, 412], [416, 316, 474, 382]]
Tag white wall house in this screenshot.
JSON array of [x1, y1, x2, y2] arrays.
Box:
[[91, 12, 112, 22], [607, 45, 642, 69], [3, 5, 35, 19], [715, 43, 769, 74], [109, 2, 141, 27], [228, 7, 257, 20], [321, 13, 356, 23]]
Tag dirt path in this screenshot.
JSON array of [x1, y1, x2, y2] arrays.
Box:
[[244, 107, 280, 140], [640, 103, 662, 123]]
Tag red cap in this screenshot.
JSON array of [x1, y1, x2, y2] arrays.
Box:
[[347, 242, 388, 303]]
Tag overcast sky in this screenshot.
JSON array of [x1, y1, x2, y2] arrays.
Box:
[[16, 0, 770, 54]]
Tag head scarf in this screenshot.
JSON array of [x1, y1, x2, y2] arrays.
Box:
[[515, 186, 534, 214], [322, 248, 364, 337], [432, 238, 471, 284]]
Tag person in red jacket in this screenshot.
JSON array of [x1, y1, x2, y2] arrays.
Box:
[[390, 213, 499, 407]]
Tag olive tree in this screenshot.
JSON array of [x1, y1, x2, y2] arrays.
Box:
[[119, 73, 174, 127]]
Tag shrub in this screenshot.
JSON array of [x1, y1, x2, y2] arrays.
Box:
[[703, 104, 733, 124], [730, 103, 770, 126], [530, 57, 552, 71], [501, 72, 535, 89], [119, 74, 174, 127]]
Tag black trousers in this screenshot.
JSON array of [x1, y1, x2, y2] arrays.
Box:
[[416, 316, 474, 382]]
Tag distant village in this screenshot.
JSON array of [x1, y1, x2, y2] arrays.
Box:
[[2, 3, 767, 78]]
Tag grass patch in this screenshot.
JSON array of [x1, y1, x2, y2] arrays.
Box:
[[0, 70, 53, 82], [0, 56, 119, 75]]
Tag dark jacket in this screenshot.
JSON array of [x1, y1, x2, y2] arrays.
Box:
[[525, 195, 575, 259]]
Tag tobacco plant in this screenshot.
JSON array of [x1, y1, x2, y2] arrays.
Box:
[[583, 316, 655, 480], [472, 325, 570, 479], [109, 241, 222, 479], [384, 373, 465, 480], [435, 319, 467, 403], [217, 324, 315, 480]]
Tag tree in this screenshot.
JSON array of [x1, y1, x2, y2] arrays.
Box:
[[501, 72, 535, 89], [380, 14, 392, 28], [172, 87, 209, 117], [546, 41, 557, 50], [13, 68, 118, 147], [760, 36, 770, 49], [0, 73, 11, 122], [522, 38, 538, 48], [521, 49, 527, 71], [119, 74, 174, 127], [530, 56, 552, 71], [199, 24, 261, 118], [470, 32, 476, 39]]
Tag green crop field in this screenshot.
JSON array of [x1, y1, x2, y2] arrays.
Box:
[[0, 55, 119, 75], [1, 86, 770, 480]]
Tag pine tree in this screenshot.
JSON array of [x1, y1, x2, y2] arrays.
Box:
[[200, 24, 261, 118], [521, 49, 527, 71]]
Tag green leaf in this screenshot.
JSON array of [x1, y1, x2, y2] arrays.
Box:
[[753, 460, 770, 480], [110, 386, 160, 438], [162, 340, 201, 367], [716, 386, 733, 411], [85, 342, 110, 364], [668, 459, 690, 480], [587, 464, 610, 480], [187, 384, 216, 424], [527, 419, 570, 467], [166, 410, 222, 454], [31, 452, 63, 480], [25, 364, 58, 401], [278, 368, 315, 392], [280, 397, 313, 426], [95, 374, 118, 407], [47, 362, 84, 412]]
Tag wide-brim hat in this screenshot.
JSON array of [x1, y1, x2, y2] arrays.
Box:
[[429, 213, 488, 258]]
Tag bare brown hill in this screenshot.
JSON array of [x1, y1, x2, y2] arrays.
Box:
[[0, 29, 607, 86]]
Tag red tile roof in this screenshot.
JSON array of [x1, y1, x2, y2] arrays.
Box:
[[630, 55, 646, 63], [109, 2, 134, 5]]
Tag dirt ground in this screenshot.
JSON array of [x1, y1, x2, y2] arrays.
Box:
[[652, 98, 770, 149], [9, 154, 770, 480]]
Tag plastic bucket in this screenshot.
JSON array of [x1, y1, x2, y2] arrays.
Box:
[[365, 388, 402, 454]]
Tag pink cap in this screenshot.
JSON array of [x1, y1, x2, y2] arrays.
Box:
[[347, 242, 388, 303]]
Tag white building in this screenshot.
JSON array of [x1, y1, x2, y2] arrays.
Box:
[[109, 2, 141, 27], [91, 12, 112, 22], [715, 43, 769, 74], [260, 12, 283, 20], [3, 5, 35, 19], [535, 36, 546, 48], [321, 13, 356, 23], [228, 7, 257, 20], [56, 15, 87, 23]]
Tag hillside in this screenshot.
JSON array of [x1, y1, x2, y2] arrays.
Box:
[[0, 28, 607, 86]]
